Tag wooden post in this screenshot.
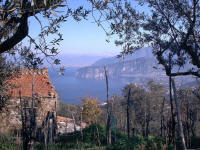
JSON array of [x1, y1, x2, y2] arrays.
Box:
[[72, 113, 76, 132], [104, 67, 109, 116], [171, 79, 186, 150], [104, 67, 112, 146]]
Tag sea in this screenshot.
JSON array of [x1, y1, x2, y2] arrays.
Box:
[[48, 67, 127, 104]]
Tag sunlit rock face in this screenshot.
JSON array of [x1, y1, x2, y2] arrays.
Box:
[[75, 56, 196, 87], [0, 68, 58, 133], [75, 57, 165, 80]]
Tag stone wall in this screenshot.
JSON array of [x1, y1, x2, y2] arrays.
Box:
[[0, 96, 57, 133], [57, 116, 87, 134], [0, 68, 58, 134]]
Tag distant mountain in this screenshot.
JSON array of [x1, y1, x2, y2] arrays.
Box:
[[92, 47, 153, 66], [76, 57, 160, 79], [75, 47, 196, 87], [76, 47, 159, 80]]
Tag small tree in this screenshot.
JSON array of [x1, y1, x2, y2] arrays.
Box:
[[81, 96, 102, 147], [81, 96, 102, 125], [122, 83, 150, 136]]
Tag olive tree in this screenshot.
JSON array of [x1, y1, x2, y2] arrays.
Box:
[[0, 0, 89, 66], [88, 0, 200, 77]]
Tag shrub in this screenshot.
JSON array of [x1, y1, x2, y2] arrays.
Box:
[[57, 123, 106, 149], [190, 136, 200, 149], [108, 135, 166, 150], [0, 133, 18, 150]]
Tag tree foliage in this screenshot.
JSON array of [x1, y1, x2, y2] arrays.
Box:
[[103, 81, 200, 148], [0, 0, 89, 67], [81, 96, 102, 125], [0, 54, 18, 110], [177, 87, 200, 147], [121, 81, 166, 136], [89, 0, 200, 77]]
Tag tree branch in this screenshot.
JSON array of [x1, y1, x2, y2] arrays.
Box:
[[170, 71, 200, 77], [0, 13, 29, 54]]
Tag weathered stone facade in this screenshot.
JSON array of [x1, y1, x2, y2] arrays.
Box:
[[0, 68, 58, 133], [57, 116, 87, 134]]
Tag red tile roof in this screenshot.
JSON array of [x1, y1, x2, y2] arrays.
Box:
[[57, 116, 73, 122], [8, 68, 57, 98]]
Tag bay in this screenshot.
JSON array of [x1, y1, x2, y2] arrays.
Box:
[[48, 67, 126, 104]]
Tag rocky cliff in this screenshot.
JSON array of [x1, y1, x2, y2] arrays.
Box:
[[76, 57, 165, 80], [75, 55, 196, 87]]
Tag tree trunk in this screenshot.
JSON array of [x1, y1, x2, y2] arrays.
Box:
[[19, 91, 27, 150], [160, 97, 166, 136], [104, 67, 112, 146], [146, 115, 150, 137], [127, 88, 131, 139], [30, 69, 36, 150], [169, 54, 176, 144], [95, 123, 101, 147], [72, 114, 76, 132], [80, 107, 83, 141], [106, 114, 112, 145], [20, 91, 29, 150], [171, 79, 187, 150]]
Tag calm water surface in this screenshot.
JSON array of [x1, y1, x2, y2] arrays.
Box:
[[49, 68, 127, 104]]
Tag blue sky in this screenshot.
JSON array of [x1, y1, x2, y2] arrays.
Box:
[[58, 17, 121, 56], [28, 0, 121, 58], [26, 0, 151, 66]]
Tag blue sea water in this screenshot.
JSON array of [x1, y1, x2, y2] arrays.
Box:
[[48, 67, 126, 104]]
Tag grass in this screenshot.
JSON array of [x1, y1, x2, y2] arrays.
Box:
[[2, 124, 200, 150]]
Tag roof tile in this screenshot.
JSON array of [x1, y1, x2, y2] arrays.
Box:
[[8, 68, 57, 98]]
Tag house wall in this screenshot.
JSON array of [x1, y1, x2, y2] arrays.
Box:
[[0, 95, 58, 133], [0, 68, 58, 134]]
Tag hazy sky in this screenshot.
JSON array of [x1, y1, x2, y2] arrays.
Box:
[[26, 0, 151, 66], [28, 0, 121, 58]]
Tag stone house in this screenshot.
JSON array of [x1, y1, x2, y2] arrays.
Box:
[[57, 116, 87, 134], [0, 68, 58, 138]]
